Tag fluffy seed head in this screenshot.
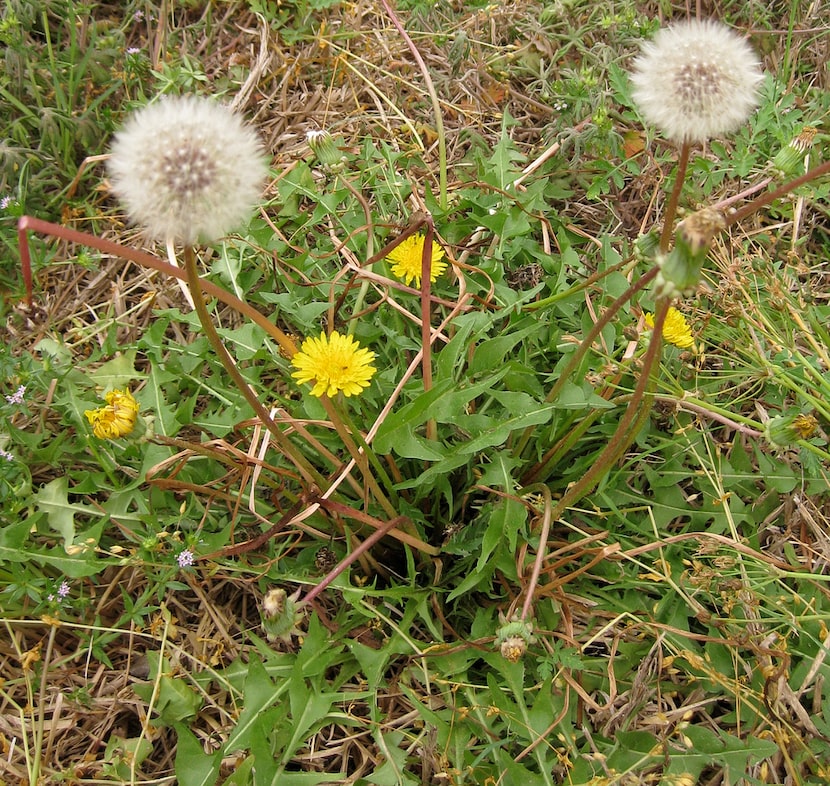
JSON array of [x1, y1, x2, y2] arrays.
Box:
[[629, 19, 763, 143], [107, 95, 268, 244]]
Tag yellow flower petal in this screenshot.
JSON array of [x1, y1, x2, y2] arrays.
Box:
[[644, 307, 694, 349], [291, 331, 376, 398], [386, 233, 446, 288], [84, 388, 139, 439]]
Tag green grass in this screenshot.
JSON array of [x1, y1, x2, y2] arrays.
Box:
[[2, 0, 830, 784]]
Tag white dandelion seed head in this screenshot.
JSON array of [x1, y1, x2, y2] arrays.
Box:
[[107, 94, 269, 244], [629, 18, 764, 143]]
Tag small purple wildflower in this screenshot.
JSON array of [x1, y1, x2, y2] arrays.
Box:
[[0, 196, 12, 210], [5, 385, 26, 405], [0, 447, 13, 462], [133, 9, 144, 20], [47, 580, 70, 604], [177, 549, 195, 568], [126, 47, 141, 55]]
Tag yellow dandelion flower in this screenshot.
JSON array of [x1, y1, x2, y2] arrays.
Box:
[[644, 307, 695, 349], [84, 388, 139, 439], [792, 413, 819, 440], [386, 233, 447, 288], [291, 331, 376, 398]]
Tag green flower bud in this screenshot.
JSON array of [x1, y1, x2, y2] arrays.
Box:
[[306, 129, 346, 171], [261, 588, 304, 644], [495, 613, 534, 662], [771, 126, 817, 178], [765, 412, 819, 447], [655, 208, 725, 298]]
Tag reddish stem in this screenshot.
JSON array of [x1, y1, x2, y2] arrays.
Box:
[[17, 215, 298, 357]]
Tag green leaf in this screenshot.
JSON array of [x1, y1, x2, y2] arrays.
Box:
[[477, 497, 526, 572], [225, 657, 286, 753], [373, 379, 453, 455], [213, 244, 244, 299], [145, 365, 179, 436], [175, 725, 222, 786], [280, 678, 333, 766], [477, 450, 523, 489], [34, 477, 100, 550], [88, 350, 141, 388], [0, 518, 30, 564], [468, 324, 542, 376]]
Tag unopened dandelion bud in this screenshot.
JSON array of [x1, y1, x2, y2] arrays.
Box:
[[677, 207, 726, 255], [655, 208, 725, 298], [261, 588, 304, 644], [306, 129, 346, 171], [771, 126, 818, 178], [765, 412, 819, 447], [635, 231, 660, 263], [495, 614, 534, 663]]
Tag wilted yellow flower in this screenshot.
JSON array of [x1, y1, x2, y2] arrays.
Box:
[[84, 388, 139, 439], [291, 331, 376, 398], [765, 412, 819, 447], [644, 307, 695, 349], [386, 233, 447, 287]]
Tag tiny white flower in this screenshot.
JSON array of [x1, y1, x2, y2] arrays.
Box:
[[107, 94, 268, 244], [629, 19, 763, 143], [177, 548, 195, 568]]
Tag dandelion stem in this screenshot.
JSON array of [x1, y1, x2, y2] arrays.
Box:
[[523, 301, 668, 535], [380, 0, 447, 211], [659, 141, 690, 252], [421, 217, 437, 441], [519, 484, 553, 622], [318, 395, 399, 520], [182, 244, 322, 487], [725, 159, 830, 227], [514, 265, 659, 461], [17, 216, 298, 357]]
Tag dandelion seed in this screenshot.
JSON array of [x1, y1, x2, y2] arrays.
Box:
[[629, 18, 763, 143], [107, 94, 268, 244], [84, 388, 139, 439], [644, 307, 695, 349], [386, 233, 447, 288], [177, 549, 195, 568], [5, 385, 25, 404], [291, 331, 377, 398]]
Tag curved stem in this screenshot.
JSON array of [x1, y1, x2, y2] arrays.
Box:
[[513, 265, 659, 459], [18, 216, 298, 358], [380, 0, 447, 210], [182, 245, 322, 487]]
